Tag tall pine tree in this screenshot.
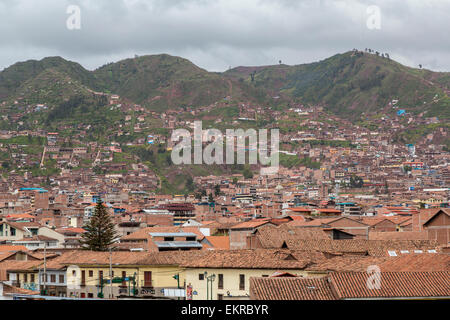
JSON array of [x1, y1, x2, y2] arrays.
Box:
[[80, 200, 118, 251]]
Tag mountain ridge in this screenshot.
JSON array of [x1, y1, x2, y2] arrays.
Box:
[[1, 50, 449, 120]]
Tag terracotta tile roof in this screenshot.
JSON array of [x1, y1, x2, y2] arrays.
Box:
[[0, 260, 42, 280], [178, 249, 318, 269], [369, 231, 429, 241], [288, 207, 313, 213], [5, 213, 35, 220], [230, 219, 272, 230], [284, 239, 440, 257], [253, 224, 330, 249], [379, 254, 450, 272], [56, 250, 189, 267], [250, 276, 336, 300], [286, 219, 325, 227], [57, 250, 149, 266], [361, 216, 411, 226], [0, 251, 18, 263], [6, 221, 41, 230], [305, 256, 388, 273], [204, 236, 230, 250], [55, 227, 86, 234], [26, 252, 60, 260], [330, 271, 450, 299], [316, 208, 342, 213], [0, 245, 29, 253]]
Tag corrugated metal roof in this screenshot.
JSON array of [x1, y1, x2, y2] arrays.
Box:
[[150, 232, 197, 237], [154, 241, 202, 248]]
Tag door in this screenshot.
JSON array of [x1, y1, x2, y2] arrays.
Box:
[[144, 271, 152, 287]]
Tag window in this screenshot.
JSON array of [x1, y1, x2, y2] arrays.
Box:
[[218, 294, 224, 300], [428, 250, 437, 253], [89, 270, 93, 277], [414, 250, 423, 254], [218, 274, 224, 289], [51, 275, 56, 283], [388, 251, 397, 257], [262, 275, 269, 277], [186, 237, 196, 241], [59, 275, 65, 283], [10, 227, 16, 236], [99, 271, 103, 280], [24, 274, 28, 282], [239, 274, 245, 290], [199, 273, 205, 281], [31, 274, 35, 283], [164, 237, 174, 241], [88, 293, 93, 298]]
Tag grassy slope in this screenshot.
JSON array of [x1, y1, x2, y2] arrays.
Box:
[[225, 51, 450, 119]]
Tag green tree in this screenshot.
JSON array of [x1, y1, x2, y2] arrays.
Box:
[[243, 166, 253, 179], [186, 176, 194, 192], [80, 200, 118, 251], [1, 161, 10, 170], [214, 184, 221, 196], [350, 175, 364, 188]]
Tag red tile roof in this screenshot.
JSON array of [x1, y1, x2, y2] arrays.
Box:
[[369, 231, 429, 241], [250, 276, 336, 300], [330, 271, 450, 299], [379, 254, 450, 272], [204, 236, 230, 250], [230, 219, 272, 230]]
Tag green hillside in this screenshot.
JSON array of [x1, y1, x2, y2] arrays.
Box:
[[0, 57, 97, 101], [225, 51, 450, 119], [93, 54, 274, 111], [1, 51, 449, 120]]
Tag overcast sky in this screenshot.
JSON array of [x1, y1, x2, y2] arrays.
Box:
[[0, 0, 449, 72]]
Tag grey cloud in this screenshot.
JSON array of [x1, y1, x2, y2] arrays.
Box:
[[0, 0, 449, 72]]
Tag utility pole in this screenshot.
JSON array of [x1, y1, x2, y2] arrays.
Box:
[[205, 272, 208, 300], [173, 273, 180, 300], [205, 272, 216, 300]]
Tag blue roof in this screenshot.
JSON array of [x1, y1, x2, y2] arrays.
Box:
[[19, 188, 48, 193]]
